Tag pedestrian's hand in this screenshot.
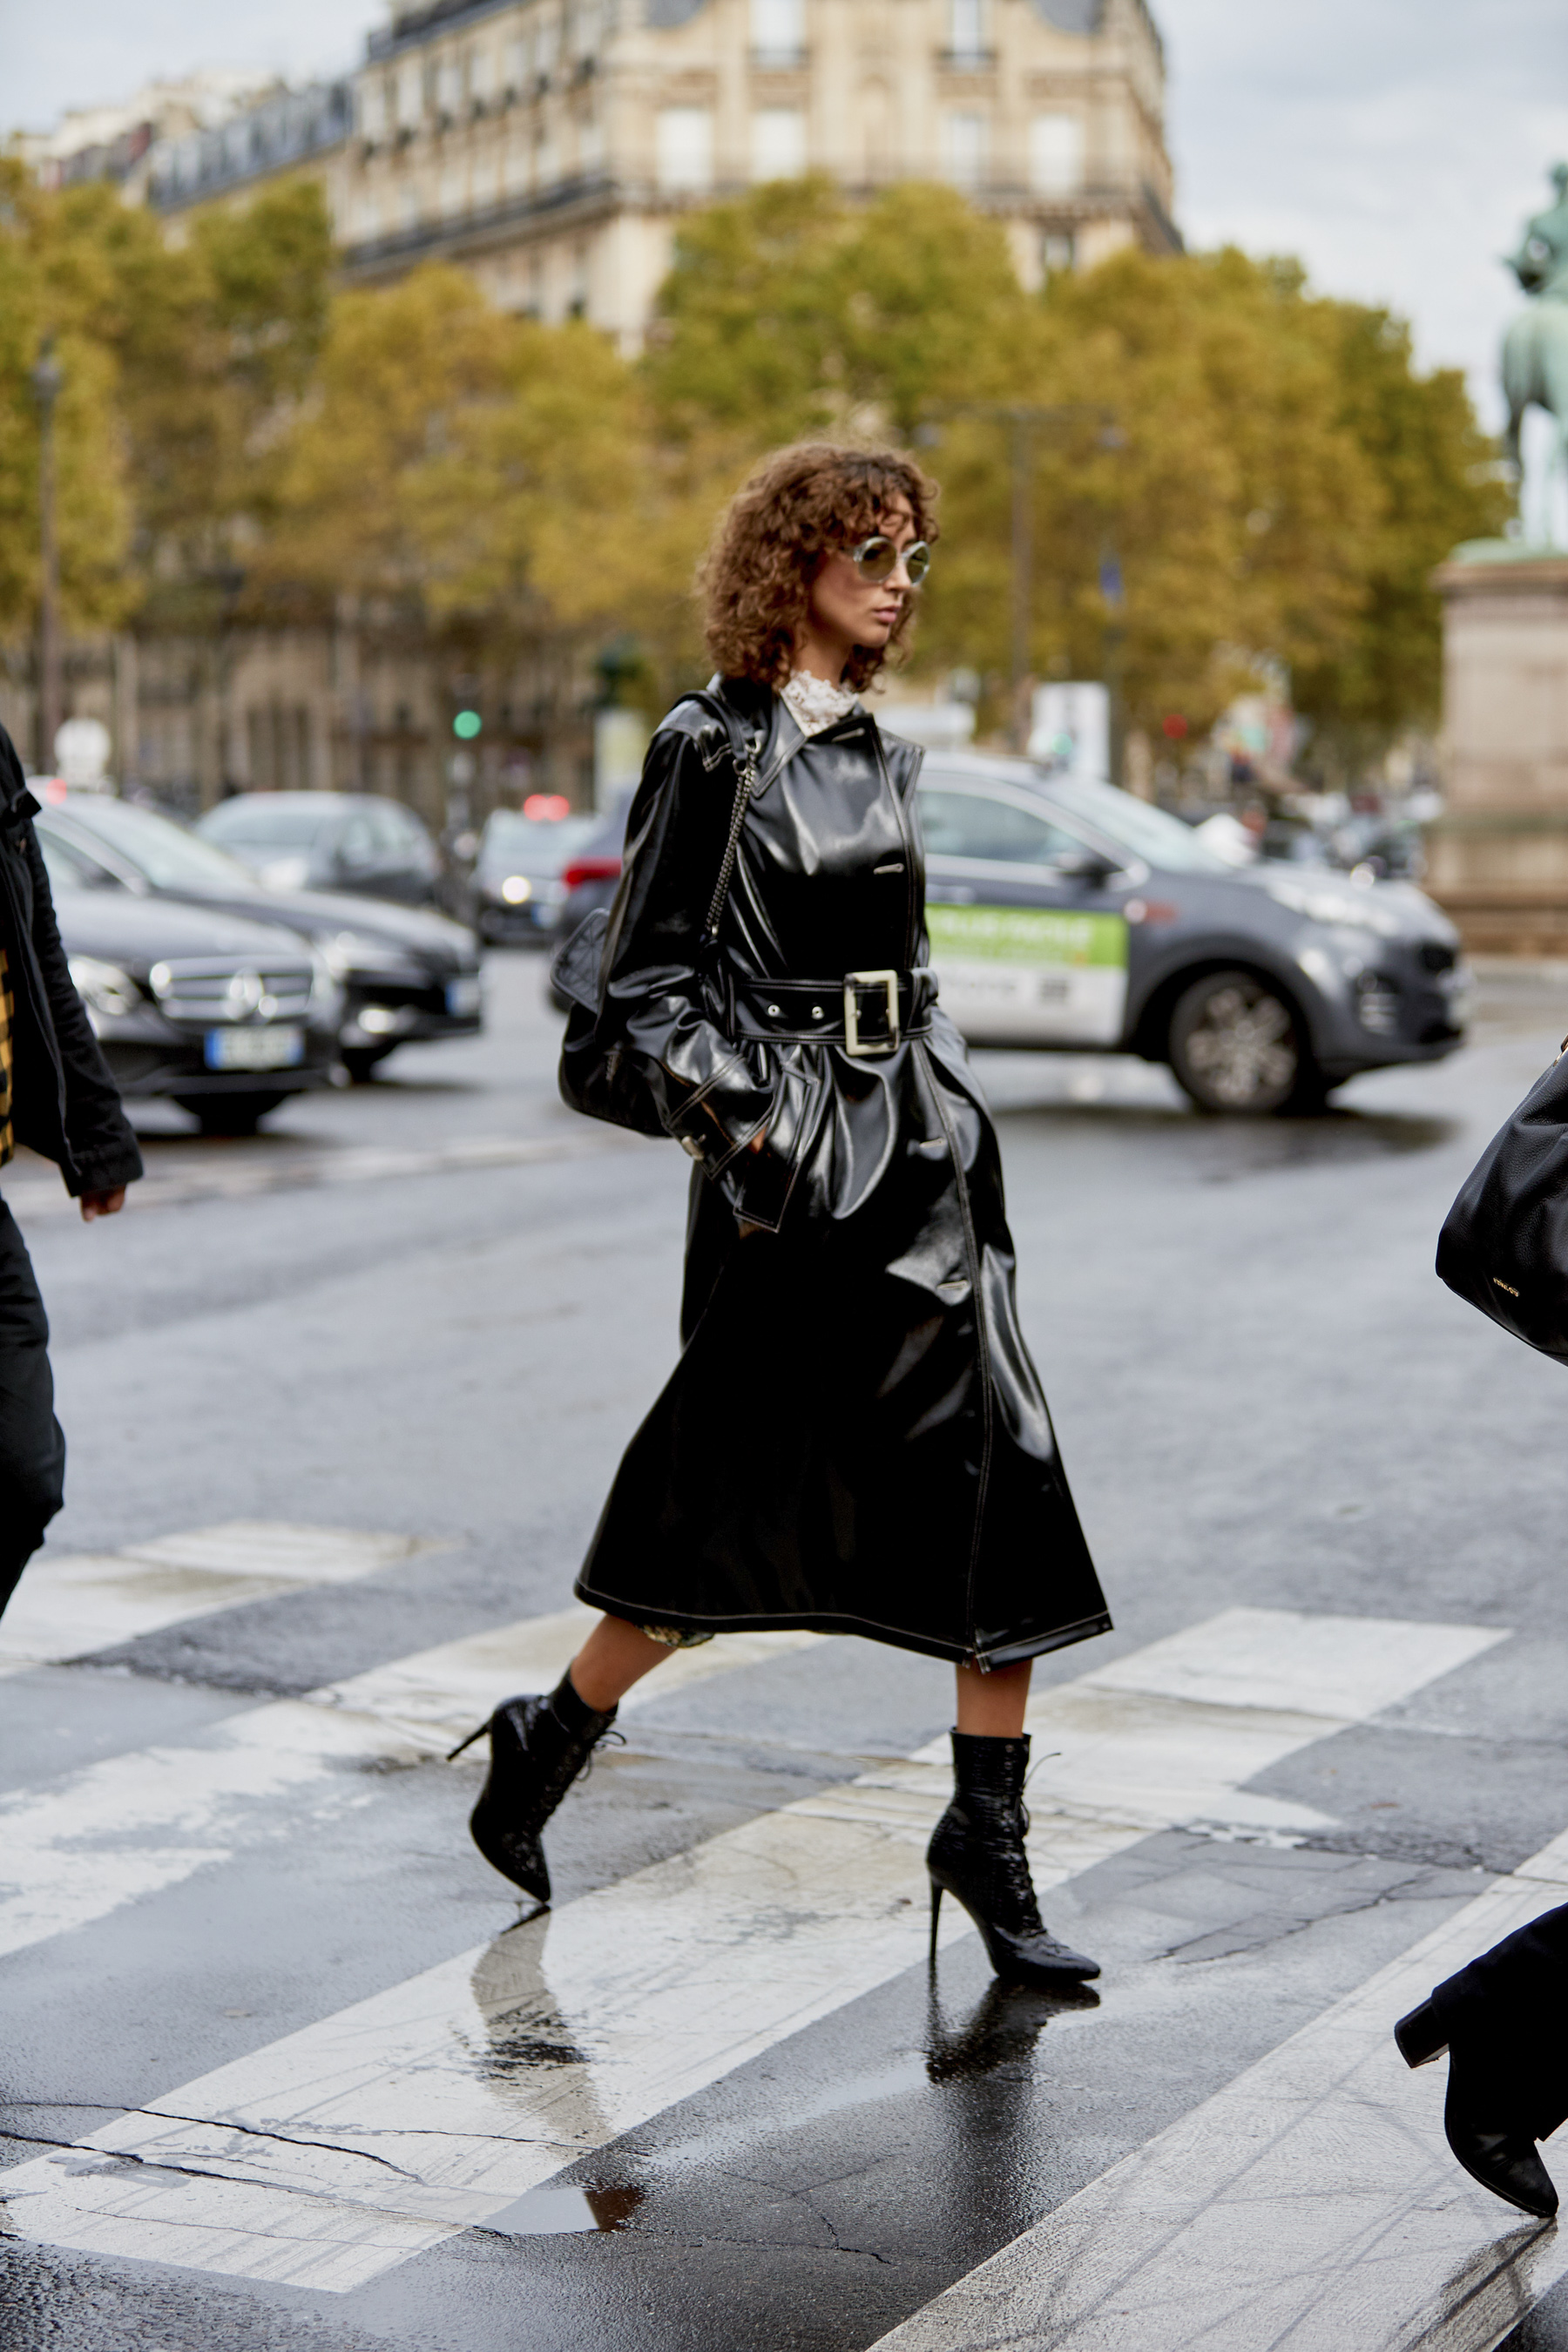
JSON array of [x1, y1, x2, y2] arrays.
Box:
[[79, 1186, 126, 1222]]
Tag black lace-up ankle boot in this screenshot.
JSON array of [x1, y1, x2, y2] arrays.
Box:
[[449, 1670, 619, 1905], [927, 1731, 1099, 1984]]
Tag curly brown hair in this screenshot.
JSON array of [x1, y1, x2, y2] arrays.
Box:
[[701, 443, 939, 693]]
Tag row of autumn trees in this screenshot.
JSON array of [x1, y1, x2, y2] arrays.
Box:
[[1, 157, 1508, 759]]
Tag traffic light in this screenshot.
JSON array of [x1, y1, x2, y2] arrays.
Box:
[[452, 709, 482, 741]]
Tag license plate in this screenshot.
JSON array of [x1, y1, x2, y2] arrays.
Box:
[[446, 977, 481, 1017], [204, 1026, 307, 1071]]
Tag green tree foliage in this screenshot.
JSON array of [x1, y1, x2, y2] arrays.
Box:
[[0, 168, 334, 640], [646, 190, 1507, 747], [260, 263, 650, 647]]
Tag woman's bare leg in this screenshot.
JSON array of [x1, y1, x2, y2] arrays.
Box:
[[569, 1613, 674, 1712], [954, 1657, 1031, 1737]]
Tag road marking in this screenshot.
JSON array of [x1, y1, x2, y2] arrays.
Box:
[[0, 1609, 1506, 2293], [0, 1606, 821, 1965], [3, 1129, 645, 1223], [0, 1523, 449, 1677], [866, 1828, 1568, 2352]]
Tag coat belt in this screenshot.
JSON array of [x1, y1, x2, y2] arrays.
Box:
[[730, 970, 936, 1056]]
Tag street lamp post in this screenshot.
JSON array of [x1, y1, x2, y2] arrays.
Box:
[[30, 338, 65, 774], [921, 402, 1121, 758]]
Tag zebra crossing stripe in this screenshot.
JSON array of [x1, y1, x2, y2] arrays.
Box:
[[0, 1522, 450, 1676], [0, 1605, 821, 1965], [866, 1827, 1568, 2352], [0, 1609, 1505, 2294]]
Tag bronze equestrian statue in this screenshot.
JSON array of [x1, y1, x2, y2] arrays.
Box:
[[1504, 163, 1568, 540]]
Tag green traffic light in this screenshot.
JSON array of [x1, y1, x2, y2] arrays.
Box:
[[453, 710, 482, 740]]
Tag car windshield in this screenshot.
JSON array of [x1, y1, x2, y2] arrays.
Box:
[[202, 800, 335, 849], [1043, 777, 1231, 875], [58, 797, 258, 891], [481, 812, 599, 870]]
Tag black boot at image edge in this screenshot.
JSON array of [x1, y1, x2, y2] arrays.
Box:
[[1393, 1996, 1558, 2221], [927, 1730, 1099, 1985]]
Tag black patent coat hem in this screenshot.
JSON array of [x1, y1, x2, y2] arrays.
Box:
[[571, 1579, 1113, 1670]]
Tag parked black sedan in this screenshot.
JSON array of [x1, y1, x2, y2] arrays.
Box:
[[33, 794, 483, 1083], [195, 792, 443, 907], [916, 758, 1468, 1111], [35, 831, 339, 1134]]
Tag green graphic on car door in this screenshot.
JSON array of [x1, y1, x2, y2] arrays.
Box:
[[925, 904, 1129, 1044]]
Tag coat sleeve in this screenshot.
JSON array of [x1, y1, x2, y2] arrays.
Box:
[[21, 821, 145, 1197], [598, 721, 775, 1179]]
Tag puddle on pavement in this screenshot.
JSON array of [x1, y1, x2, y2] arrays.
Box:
[[484, 2183, 645, 2238], [925, 1977, 1100, 2085]]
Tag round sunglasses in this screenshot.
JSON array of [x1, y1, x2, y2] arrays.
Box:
[[848, 535, 932, 587]]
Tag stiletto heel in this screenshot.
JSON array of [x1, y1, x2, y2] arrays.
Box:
[[446, 1719, 490, 1762], [1394, 1997, 1447, 2070], [929, 1880, 943, 1964]]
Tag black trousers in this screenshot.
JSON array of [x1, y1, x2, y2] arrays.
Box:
[[1434, 1901, 1568, 2139], [0, 1196, 66, 1619]]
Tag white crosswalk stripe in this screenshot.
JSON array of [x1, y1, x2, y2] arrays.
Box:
[[0, 1608, 1504, 2296], [0, 1522, 450, 1676], [868, 1829, 1568, 2352], [0, 1604, 821, 1963]]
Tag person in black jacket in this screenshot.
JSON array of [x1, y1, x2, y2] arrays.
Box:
[[0, 720, 143, 1620]]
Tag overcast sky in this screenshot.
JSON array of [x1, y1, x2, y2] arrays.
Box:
[[9, 0, 1568, 424]]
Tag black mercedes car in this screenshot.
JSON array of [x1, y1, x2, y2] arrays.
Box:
[[34, 794, 483, 1083], [35, 830, 339, 1134]]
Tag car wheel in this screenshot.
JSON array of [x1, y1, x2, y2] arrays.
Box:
[[341, 1046, 394, 1084], [1167, 971, 1313, 1115], [175, 1092, 286, 1138]]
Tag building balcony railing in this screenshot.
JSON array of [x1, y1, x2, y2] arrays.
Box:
[[938, 48, 997, 71], [750, 45, 808, 71], [338, 170, 617, 272]]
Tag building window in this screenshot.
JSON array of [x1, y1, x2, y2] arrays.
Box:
[[440, 165, 465, 218], [1041, 228, 1076, 274], [656, 106, 714, 192], [436, 57, 463, 118], [1030, 112, 1084, 195], [752, 106, 806, 180], [752, 0, 805, 66], [359, 80, 387, 140], [944, 111, 987, 188], [397, 62, 422, 129], [470, 46, 494, 105], [947, 0, 985, 60], [399, 180, 421, 229]]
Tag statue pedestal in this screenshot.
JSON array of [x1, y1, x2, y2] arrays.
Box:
[[1428, 544, 1568, 952]]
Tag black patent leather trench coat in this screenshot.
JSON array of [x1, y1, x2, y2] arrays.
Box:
[[573, 677, 1110, 1669]]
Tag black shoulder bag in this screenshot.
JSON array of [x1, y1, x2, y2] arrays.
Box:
[[1436, 1048, 1568, 1366], [551, 714, 760, 1137]]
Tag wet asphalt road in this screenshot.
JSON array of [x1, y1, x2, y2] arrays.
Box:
[[5, 953, 1568, 2349]]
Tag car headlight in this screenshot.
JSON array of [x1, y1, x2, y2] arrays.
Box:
[[321, 929, 422, 981], [499, 875, 532, 904], [68, 956, 140, 1018]]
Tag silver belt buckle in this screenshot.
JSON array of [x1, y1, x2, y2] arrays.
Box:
[[843, 969, 901, 1058]]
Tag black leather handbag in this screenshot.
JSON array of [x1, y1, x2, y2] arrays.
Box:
[[1436, 1051, 1568, 1366], [551, 709, 760, 1137]]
